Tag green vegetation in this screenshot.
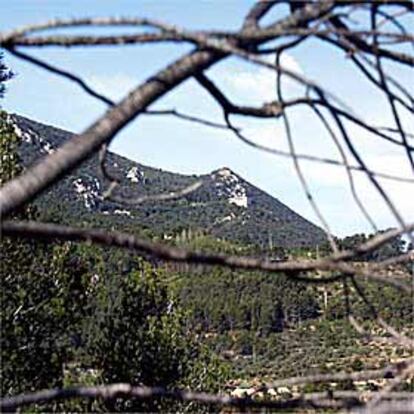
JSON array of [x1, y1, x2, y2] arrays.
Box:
[[0, 112, 228, 412], [0, 53, 13, 100], [12, 113, 327, 249], [1, 109, 412, 411], [173, 267, 412, 381], [176, 267, 320, 334], [335, 232, 407, 262]]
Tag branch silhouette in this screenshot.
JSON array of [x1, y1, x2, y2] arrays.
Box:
[[1, 1, 413, 411]]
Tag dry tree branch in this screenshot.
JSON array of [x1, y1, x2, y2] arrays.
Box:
[[366, 362, 414, 409], [194, 71, 414, 152], [143, 106, 414, 183], [0, 16, 193, 44], [2, 32, 197, 47], [275, 49, 339, 253], [6, 48, 115, 106], [378, 126, 414, 140], [98, 110, 231, 201], [242, 0, 278, 31], [309, 103, 378, 232], [316, 101, 413, 149], [1, 220, 413, 293], [6, 50, 224, 208], [265, 359, 413, 389], [356, 399, 414, 414], [5, 6, 379, 131], [3, 383, 412, 412], [103, 179, 204, 206], [370, 5, 414, 173], [374, 250, 414, 268], [345, 269, 412, 349], [2, 19, 413, 48], [194, 73, 414, 185], [143, 108, 230, 130], [0, 48, 225, 216], [0, 1, 335, 217], [1, 2, 413, 412], [376, 7, 412, 32], [349, 277, 414, 347], [15, 2, 405, 225], [319, 35, 414, 113], [327, 13, 414, 67], [315, 89, 414, 246]]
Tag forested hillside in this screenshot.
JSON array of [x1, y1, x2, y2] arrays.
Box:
[[0, 112, 227, 412], [11, 114, 326, 249]]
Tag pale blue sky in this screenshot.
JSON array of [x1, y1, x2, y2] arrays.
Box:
[[1, 1, 413, 237]]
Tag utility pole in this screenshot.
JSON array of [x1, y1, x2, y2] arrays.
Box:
[[268, 230, 273, 252]]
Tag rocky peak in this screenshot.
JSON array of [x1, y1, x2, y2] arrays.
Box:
[[126, 166, 144, 183], [11, 114, 55, 155], [213, 167, 248, 208]]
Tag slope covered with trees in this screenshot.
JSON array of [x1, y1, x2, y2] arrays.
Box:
[[0, 111, 227, 412], [10, 114, 327, 249]]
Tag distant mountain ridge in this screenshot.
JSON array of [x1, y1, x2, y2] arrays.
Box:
[[10, 114, 327, 249]]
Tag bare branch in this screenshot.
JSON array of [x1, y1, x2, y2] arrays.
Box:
[[1, 220, 413, 293], [309, 103, 378, 231], [0, 0, 334, 217], [327, 14, 414, 67], [6, 47, 115, 106], [266, 360, 413, 389], [0, 49, 224, 217], [104, 179, 204, 206], [242, 0, 278, 31], [143, 108, 230, 129], [275, 50, 338, 253], [366, 362, 414, 408], [1, 3, 413, 412], [1, 383, 412, 412]]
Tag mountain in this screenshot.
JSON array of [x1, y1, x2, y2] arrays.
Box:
[[9, 114, 327, 249]]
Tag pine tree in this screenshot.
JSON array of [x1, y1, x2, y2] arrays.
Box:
[[0, 53, 13, 100]]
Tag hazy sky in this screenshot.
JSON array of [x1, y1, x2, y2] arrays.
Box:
[[1, 1, 413, 237]]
